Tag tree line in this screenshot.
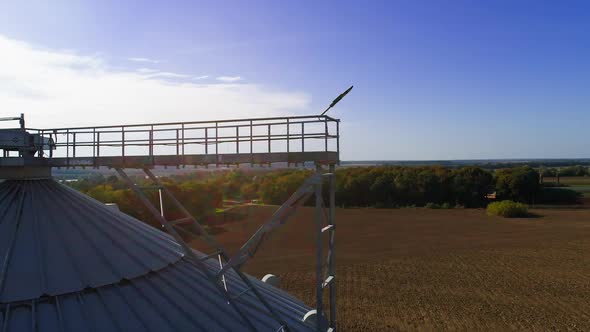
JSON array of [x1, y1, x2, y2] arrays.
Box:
[[67, 165, 580, 222], [253, 165, 567, 208], [540, 165, 590, 177], [246, 165, 580, 207]]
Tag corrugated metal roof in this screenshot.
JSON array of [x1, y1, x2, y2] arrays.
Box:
[[0, 180, 184, 303], [0, 179, 320, 331], [0, 259, 317, 332]]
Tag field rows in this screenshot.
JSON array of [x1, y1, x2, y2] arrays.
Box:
[[278, 243, 590, 331], [198, 206, 590, 331]]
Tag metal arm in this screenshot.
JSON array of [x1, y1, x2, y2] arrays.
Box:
[[0, 114, 25, 129]]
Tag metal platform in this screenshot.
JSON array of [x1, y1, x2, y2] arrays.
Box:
[[0, 115, 340, 169]]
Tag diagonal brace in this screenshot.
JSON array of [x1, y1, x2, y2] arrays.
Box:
[[215, 172, 321, 280]]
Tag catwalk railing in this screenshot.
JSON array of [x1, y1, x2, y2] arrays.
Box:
[[11, 115, 340, 168]]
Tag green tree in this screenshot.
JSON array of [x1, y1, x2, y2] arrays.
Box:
[[495, 166, 541, 203], [452, 166, 493, 207]]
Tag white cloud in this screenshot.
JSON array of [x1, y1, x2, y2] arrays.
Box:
[[128, 57, 160, 63], [0, 35, 310, 128], [216, 76, 242, 82], [136, 68, 208, 80], [143, 71, 190, 79], [136, 67, 159, 73]]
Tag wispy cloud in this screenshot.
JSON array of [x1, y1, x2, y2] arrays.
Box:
[[137, 68, 208, 81], [144, 71, 190, 79], [216, 76, 242, 82], [127, 57, 160, 63], [136, 67, 159, 73], [0, 35, 310, 128]]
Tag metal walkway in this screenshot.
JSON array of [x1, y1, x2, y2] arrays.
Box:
[[0, 115, 340, 168]]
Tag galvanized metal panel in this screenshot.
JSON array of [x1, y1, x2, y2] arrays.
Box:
[[0, 179, 183, 303], [0, 259, 319, 332]]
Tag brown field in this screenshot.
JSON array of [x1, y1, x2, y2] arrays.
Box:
[[192, 206, 590, 331]]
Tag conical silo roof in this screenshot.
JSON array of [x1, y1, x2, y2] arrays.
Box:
[[0, 179, 319, 331]]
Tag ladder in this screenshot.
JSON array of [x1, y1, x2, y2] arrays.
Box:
[[210, 164, 337, 331], [316, 165, 336, 332]]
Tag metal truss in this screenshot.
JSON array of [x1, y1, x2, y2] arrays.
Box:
[[115, 167, 289, 332], [116, 164, 337, 331], [217, 164, 337, 331]]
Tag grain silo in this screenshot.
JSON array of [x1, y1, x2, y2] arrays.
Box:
[[0, 110, 343, 331]]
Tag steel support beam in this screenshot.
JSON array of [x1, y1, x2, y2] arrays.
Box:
[[218, 165, 338, 332], [115, 168, 260, 332], [117, 167, 290, 332], [216, 173, 320, 278], [314, 164, 324, 332], [328, 163, 336, 330]]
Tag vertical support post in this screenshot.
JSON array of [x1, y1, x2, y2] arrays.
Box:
[[287, 118, 290, 167], [72, 133, 76, 158], [267, 123, 272, 167], [66, 130, 70, 167], [314, 164, 323, 332], [149, 125, 154, 165], [250, 120, 253, 167], [236, 126, 239, 154], [176, 129, 180, 156], [92, 128, 96, 166], [181, 123, 185, 165], [328, 163, 336, 329], [205, 127, 209, 155], [215, 122, 219, 167], [122, 126, 126, 165], [96, 132, 100, 159], [38, 130, 43, 157], [267, 124, 271, 153], [49, 131, 55, 158], [301, 122, 305, 153], [324, 118, 328, 152], [336, 121, 340, 164], [176, 128, 180, 168]]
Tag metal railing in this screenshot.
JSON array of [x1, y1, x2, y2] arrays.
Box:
[[23, 115, 340, 167]]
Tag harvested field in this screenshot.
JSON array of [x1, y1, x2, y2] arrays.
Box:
[[191, 206, 590, 331]]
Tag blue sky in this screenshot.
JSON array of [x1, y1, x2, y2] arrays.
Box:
[[0, 0, 589, 160]]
